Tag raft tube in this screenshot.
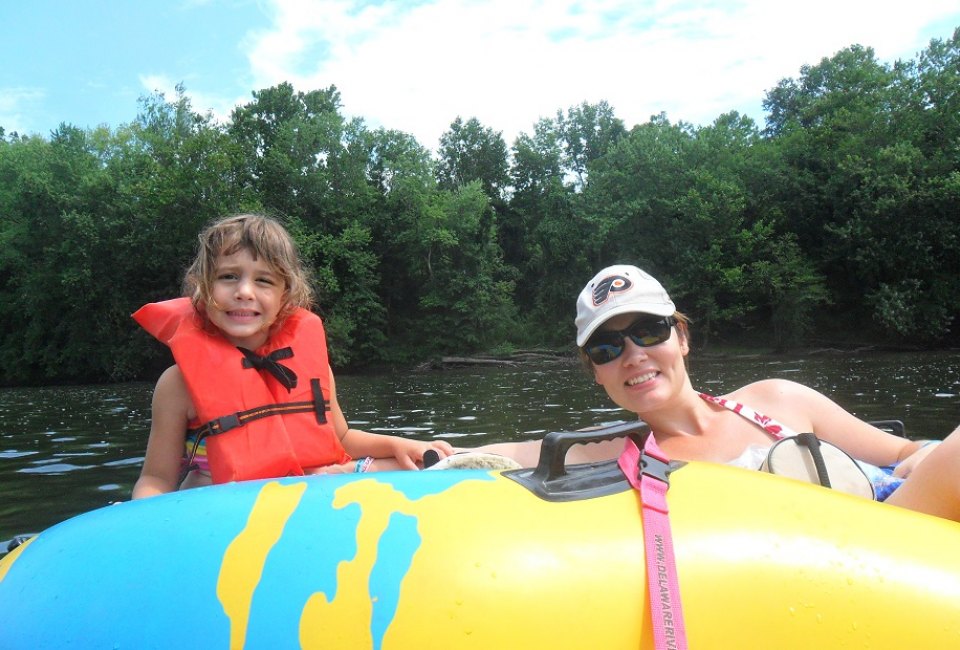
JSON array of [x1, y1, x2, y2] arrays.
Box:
[[1, 423, 959, 649]]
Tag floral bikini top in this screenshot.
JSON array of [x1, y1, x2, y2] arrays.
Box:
[[697, 392, 903, 501]]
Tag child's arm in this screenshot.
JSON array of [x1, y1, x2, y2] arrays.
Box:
[[327, 369, 454, 469], [132, 366, 192, 498]]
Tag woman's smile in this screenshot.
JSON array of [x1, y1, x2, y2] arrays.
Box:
[[626, 370, 659, 387]]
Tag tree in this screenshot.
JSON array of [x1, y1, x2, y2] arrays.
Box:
[[0, 126, 132, 382], [414, 182, 516, 353], [555, 100, 627, 190], [357, 127, 441, 355], [762, 40, 960, 341], [229, 82, 349, 222], [435, 117, 509, 201]]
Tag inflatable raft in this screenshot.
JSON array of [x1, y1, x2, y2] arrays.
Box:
[[2, 423, 960, 649]]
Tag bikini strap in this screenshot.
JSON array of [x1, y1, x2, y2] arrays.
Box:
[[698, 392, 794, 440]]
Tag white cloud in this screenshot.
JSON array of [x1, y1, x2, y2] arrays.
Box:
[[139, 74, 181, 99], [138, 74, 246, 125], [239, 0, 958, 149], [0, 87, 46, 136]]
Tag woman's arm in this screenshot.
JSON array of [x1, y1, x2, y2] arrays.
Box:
[[729, 379, 960, 521], [131, 366, 192, 499], [738, 379, 916, 467]]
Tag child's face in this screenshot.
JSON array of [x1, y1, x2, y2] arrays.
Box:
[[206, 247, 286, 349]]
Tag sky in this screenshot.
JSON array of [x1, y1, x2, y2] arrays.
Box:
[[4, 1, 960, 151]]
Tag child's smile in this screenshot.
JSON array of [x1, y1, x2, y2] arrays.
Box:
[[206, 248, 286, 349]]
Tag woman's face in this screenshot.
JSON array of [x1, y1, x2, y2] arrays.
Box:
[[590, 312, 690, 416]]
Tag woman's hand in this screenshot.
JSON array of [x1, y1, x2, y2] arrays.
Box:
[[893, 441, 940, 478]]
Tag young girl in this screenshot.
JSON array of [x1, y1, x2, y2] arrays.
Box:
[[131, 214, 453, 499]]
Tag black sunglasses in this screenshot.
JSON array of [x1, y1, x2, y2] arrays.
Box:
[[583, 316, 676, 365]]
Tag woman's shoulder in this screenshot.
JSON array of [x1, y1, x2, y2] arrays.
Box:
[[712, 380, 823, 435], [725, 378, 825, 408]]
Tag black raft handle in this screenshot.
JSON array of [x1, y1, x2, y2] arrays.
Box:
[[533, 421, 649, 483], [507, 420, 653, 502]]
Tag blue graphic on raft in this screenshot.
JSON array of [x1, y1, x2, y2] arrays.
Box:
[[371, 513, 421, 649], [0, 470, 497, 648]]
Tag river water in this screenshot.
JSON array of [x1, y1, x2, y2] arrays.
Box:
[[2, 350, 959, 544]]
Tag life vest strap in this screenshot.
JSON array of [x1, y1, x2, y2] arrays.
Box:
[[311, 378, 327, 424], [188, 396, 331, 441]]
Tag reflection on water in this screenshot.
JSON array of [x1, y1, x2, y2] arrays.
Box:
[[0, 383, 155, 542], [1, 351, 958, 541], [342, 365, 621, 443]]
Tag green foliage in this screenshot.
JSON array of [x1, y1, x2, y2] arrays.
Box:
[[413, 183, 516, 353], [555, 100, 627, 190], [2, 30, 960, 384], [435, 117, 509, 201], [289, 217, 386, 367]]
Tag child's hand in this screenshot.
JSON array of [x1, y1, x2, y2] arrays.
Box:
[[393, 439, 455, 470]]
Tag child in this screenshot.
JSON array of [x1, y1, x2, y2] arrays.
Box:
[[131, 213, 453, 498]]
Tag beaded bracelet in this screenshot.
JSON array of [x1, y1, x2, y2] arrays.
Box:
[[354, 456, 375, 473]]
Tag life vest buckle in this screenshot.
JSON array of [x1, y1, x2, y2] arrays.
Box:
[[213, 413, 242, 434]]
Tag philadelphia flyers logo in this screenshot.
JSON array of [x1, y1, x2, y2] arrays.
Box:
[[592, 275, 632, 306]]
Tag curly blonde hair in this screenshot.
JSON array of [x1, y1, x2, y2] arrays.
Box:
[[183, 214, 314, 324]]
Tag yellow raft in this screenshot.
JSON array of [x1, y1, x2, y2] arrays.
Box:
[[1, 424, 959, 648]]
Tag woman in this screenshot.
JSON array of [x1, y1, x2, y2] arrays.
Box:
[[490, 264, 960, 522]]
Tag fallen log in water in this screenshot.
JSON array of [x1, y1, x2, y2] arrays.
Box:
[[414, 350, 573, 371], [439, 356, 519, 366]]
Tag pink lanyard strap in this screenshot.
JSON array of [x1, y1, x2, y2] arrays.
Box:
[[619, 433, 688, 650], [697, 392, 793, 440]]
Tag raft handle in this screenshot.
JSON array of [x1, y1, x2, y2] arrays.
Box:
[[534, 421, 649, 482], [508, 421, 652, 502], [869, 419, 905, 436], [2, 534, 33, 556]]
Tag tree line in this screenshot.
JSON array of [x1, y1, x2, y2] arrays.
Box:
[[1, 29, 958, 385]]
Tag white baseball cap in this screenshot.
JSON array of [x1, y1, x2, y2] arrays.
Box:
[[575, 265, 676, 346]]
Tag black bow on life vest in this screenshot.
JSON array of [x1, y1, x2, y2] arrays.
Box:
[[238, 346, 298, 392]]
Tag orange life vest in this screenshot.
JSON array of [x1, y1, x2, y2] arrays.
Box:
[[132, 297, 349, 483]]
